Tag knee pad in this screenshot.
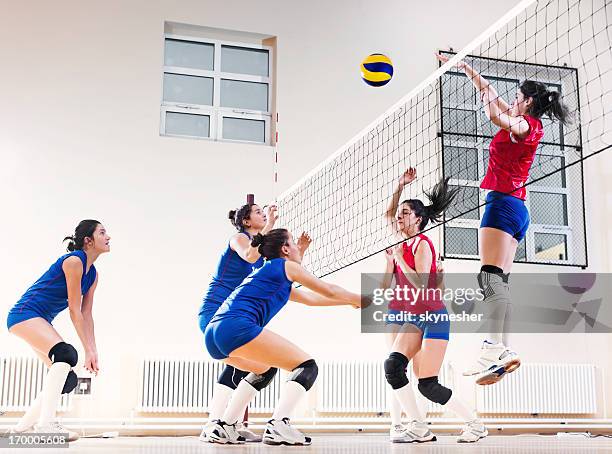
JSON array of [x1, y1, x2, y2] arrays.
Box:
[[62, 370, 78, 394], [48, 342, 78, 367], [418, 376, 452, 405], [478, 266, 510, 301], [218, 365, 249, 390], [384, 352, 409, 390], [287, 359, 318, 391], [245, 367, 278, 391]]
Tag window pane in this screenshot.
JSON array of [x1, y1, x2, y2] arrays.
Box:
[[221, 45, 269, 76], [220, 79, 268, 111], [163, 73, 213, 105], [530, 192, 568, 225], [444, 146, 479, 180], [165, 112, 210, 138], [442, 73, 477, 105], [442, 108, 477, 135], [530, 154, 566, 188], [223, 117, 265, 142], [164, 39, 214, 70], [447, 186, 480, 220], [535, 233, 567, 261], [445, 227, 478, 255], [515, 239, 527, 261]]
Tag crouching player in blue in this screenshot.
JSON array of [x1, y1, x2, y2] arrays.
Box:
[[204, 229, 361, 445], [6, 220, 110, 442]]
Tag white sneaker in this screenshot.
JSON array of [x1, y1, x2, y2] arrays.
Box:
[[457, 420, 488, 443], [263, 418, 312, 446], [236, 422, 262, 442], [204, 420, 245, 444], [33, 423, 80, 442], [464, 342, 521, 385], [198, 420, 215, 442], [406, 420, 437, 443], [390, 424, 409, 442]]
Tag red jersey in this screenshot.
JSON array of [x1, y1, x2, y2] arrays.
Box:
[[480, 115, 543, 201], [389, 234, 445, 314]]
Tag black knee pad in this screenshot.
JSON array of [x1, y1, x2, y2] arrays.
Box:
[[418, 376, 452, 405], [384, 352, 409, 390], [218, 365, 249, 390], [48, 342, 78, 367], [62, 370, 78, 394], [245, 367, 278, 391], [287, 359, 318, 391]]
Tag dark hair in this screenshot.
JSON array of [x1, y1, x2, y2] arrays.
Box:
[[251, 229, 289, 259], [519, 80, 571, 125], [63, 220, 101, 252], [228, 203, 256, 231], [401, 178, 459, 231]]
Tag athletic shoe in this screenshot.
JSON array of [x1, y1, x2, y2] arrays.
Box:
[[389, 424, 409, 442], [263, 418, 312, 446], [236, 422, 262, 442], [204, 420, 245, 444], [33, 423, 80, 442], [198, 420, 215, 442], [457, 420, 488, 443], [406, 420, 437, 443], [464, 342, 521, 385]]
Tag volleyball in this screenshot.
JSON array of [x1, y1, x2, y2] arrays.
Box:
[[361, 53, 393, 87]]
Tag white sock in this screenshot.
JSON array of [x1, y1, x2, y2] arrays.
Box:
[[37, 362, 70, 427], [388, 385, 402, 426], [445, 393, 477, 421], [272, 381, 306, 420], [207, 383, 233, 421], [221, 380, 257, 424], [393, 383, 422, 422], [14, 393, 42, 431]]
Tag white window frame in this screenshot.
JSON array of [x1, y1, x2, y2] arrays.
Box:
[[442, 71, 578, 264], [160, 33, 273, 145]]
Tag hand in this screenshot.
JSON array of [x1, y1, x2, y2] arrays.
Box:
[[265, 204, 279, 226], [391, 244, 404, 259], [384, 248, 395, 264], [435, 53, 466, 70], [297, 232, 312, 254], [399, 168, 417, 186], [349, 294, 363, 309], [84, 350, 99, 376], [436, 258, 445, 286]]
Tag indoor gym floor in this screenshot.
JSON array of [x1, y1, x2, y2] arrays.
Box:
[[19, 434, 612, 453]]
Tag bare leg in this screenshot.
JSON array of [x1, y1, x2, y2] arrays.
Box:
[[9, 318, 67, 428]]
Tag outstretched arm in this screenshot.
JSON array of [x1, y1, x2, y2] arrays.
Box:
[[285, 261, 361, 308], [290, 287, 354, 307], [386, 168, 416, 235]]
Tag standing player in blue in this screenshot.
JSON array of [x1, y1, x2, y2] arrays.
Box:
[[204, 229, 361, 445], [6, 220, 110, 442], [198, 203, 311, 442], [436, 54, 570, 384]]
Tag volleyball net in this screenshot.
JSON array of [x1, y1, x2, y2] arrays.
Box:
[[278, 0, 611, 276]]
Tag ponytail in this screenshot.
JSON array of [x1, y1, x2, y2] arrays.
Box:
[[519, 80, 571, 125], [250, 229, 289, 259], [402, 178, 458, 231]]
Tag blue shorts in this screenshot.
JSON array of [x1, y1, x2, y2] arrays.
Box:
[[7, 309, 53, 330], [204, 317, 263, 360], [480, 191, 530, 241], [386, 308, 450, 341]]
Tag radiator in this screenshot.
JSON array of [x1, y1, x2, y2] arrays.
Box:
[[476, 363, 597, 414], [0, 356, 71, 412], [138, 359, 281, 413], [316, 360, 453, 414]]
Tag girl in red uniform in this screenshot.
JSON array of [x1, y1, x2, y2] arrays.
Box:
[[383, 169, 487, 443], [436, 54, 570, 385]]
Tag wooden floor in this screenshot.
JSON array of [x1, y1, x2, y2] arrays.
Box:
[[20, 434, 612, 453]]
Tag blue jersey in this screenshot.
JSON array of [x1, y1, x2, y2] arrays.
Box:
[[199, 232, 264, 316], [211, 258, 293, 327], [8, 250, 97, 324]]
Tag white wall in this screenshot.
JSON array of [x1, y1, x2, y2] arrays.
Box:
[[1, 0, 610, 420]]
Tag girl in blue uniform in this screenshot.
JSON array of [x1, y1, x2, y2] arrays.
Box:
[[6, 220, 110, 441], [198, 203, 311, 442], [204, 229, 361, 446]]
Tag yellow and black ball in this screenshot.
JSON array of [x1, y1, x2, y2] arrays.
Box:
[[361, 53, 393, 87]]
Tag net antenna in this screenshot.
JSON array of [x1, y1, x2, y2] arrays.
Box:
[[278, 0, 610, 277], [247, 193, 255, 205]]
